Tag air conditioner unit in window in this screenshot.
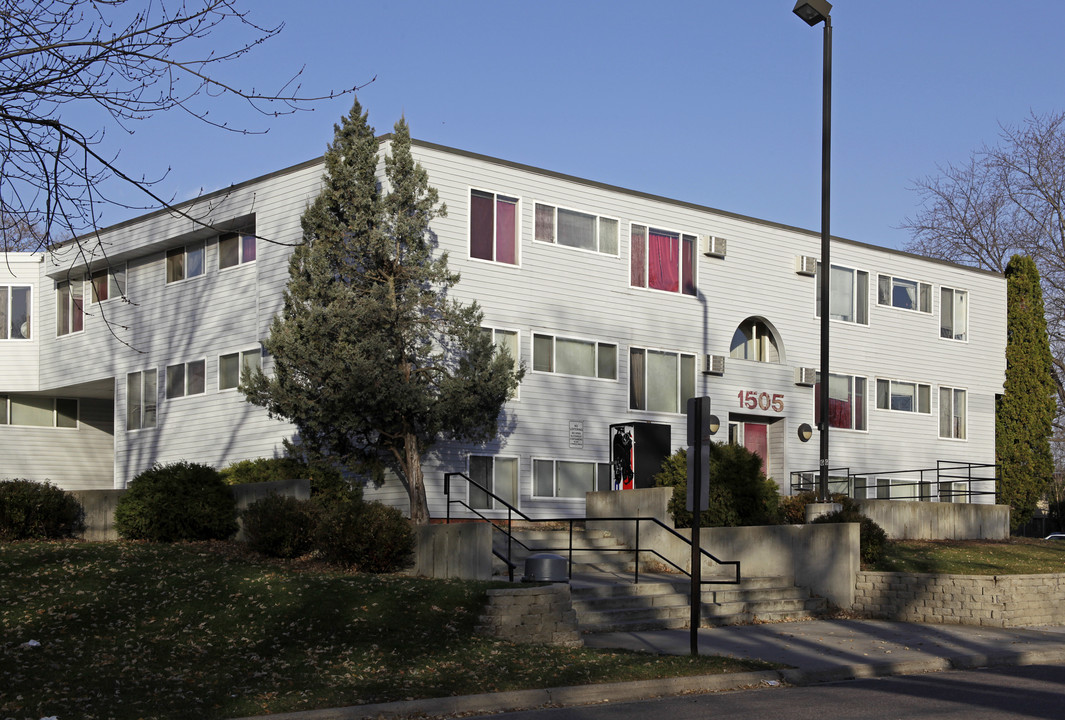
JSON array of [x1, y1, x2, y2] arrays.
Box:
[[704, 354, 725, 375], [701, 235, 726, 258], [796, 255, 818, 276], [795, 367, 818, 386]]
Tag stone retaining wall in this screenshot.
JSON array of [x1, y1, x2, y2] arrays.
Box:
[[854, 571, 1065, 627], [476, 584, 582, 647]]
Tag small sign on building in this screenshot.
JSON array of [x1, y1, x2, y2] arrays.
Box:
[[569, 420, 584, 449]]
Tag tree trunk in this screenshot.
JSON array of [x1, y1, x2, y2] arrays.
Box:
[[405, 433, 430, 525]]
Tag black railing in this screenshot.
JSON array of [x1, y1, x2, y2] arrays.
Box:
[[789, 461, 999, 503], [443, 472, 740, 586]]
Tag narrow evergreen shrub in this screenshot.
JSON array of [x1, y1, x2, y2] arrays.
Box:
[[656, 444, 782, 528], [114, 461, 237, 542], [0, 479, 84, 540], [241, 494, 318, 558], [811, 495, 888, 564]]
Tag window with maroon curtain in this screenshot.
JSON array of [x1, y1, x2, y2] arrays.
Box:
[[648, 230, 679, 292], [681, 234, 696, 295], [495, 196, 517, 264], [470, 190, 494, 261], [630, 225, 647, 287]]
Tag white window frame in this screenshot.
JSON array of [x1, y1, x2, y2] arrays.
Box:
[[165, 359, 207, 399], [629, 346, 697, 414], [532, 333, 617, 381], [126, 370, 157, 431], [729, 318, 781, 362], [629, 222, 698, 296], [532, 458, 609, 499], [468, 188, 520, 266], [877, 274, 932, 313], [875, 378, 931, 414], [218, 348, 262, 391], [89, 264, 127, 303], [533, 202, 620, 256], [482, 327, 521, 400], [940, 287, 969, 342], [814, 372, 868, 432], [218, 229, 257, 270], [0, 285, 32, 340], [815, 262, 869, 325], [939, 386, 967, 440], [467, 455, 520, 511], [0, 395, 78, 428], [56, 278, 86, 337], [165, 241, 206, 284]]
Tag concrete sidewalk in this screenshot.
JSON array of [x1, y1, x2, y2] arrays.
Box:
[[232, 619, 1065, 720]]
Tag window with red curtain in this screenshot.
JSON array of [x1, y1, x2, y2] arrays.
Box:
[[648, 230, 679, 292], [470, 190, 518, 265]]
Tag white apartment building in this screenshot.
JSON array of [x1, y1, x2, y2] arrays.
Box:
[[0, 137, 1006, 518]]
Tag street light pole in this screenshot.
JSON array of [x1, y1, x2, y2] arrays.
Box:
[[793, 0, 832, 501]]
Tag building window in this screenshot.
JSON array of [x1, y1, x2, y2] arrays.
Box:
[[0, 285, 31, 339], [482, 327, 520, 395], [730, 318, 780, 362], [814, 373, 867, 430], [127, 370, 158, 431], [534, 203, 619, 255], [941, 287, 968, 341], [90, 264, 127, 303], [166, 241, 205, 283], [56, 279, 85, 336], [470, 189, 518, 265], [630, 225, 696, 295], [219, 349, 262, 390], [877, 275, 931, 312], [165, 360, 206, 399], [218, 230, 257, 269], [0, 396, 77, 428], [815, 263, 869, 324], [468, 455, 518, 509], [629, 348, 696, 413], [939, 387, 967, 439], [533, 334, 616, 380], [876, 379, 931, 413], [533, 459, 610, 499]]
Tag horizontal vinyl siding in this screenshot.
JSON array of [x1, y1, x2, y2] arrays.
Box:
[[0, 397, 112, 489]]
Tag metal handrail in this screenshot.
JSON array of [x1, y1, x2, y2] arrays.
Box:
[[789, 461, 999, 502], [443, 471, 740, 585]]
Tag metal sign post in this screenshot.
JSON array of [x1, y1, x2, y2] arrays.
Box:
[[686, 396, 711, 656]]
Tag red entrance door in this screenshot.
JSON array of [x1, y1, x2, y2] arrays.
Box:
[[743, 423, 768, 478]]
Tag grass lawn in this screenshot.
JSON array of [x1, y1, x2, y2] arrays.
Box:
[[869, 537, 1065, 574], [0, 541, 772, 720]]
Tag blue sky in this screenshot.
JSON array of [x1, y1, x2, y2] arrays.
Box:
[[94, 1, 1065, 251]]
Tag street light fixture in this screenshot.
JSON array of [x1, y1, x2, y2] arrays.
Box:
[[793, 0, 832, 501]]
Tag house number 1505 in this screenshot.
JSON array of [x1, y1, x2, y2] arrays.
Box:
[[738, 390, 784, 413]]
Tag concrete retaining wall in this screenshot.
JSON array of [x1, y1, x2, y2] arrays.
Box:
[[476, 583, 582, 647], [586, 489, 859, 607], [854, 571, 1065, 627], [71, 479, 311, 541], [413, 523, 492, 580], [856, 500, 1009, 540]]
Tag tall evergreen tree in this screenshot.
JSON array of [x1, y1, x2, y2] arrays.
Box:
[[244, 101, 522, 524], [997, 254, 1057, 532]]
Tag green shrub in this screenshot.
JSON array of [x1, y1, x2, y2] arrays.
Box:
[[313, 495, 414, 572], [0, 479, 84, 541], [779, 491, 819, 524], [241, 494, 318, 558], [811, 495, 889, 564], [115, 461, 237, 542], [656, 444, 782, 528], [220, 457, 349, 498]]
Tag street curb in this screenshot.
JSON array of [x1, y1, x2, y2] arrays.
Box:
[[230, 649, 1065, 720]]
